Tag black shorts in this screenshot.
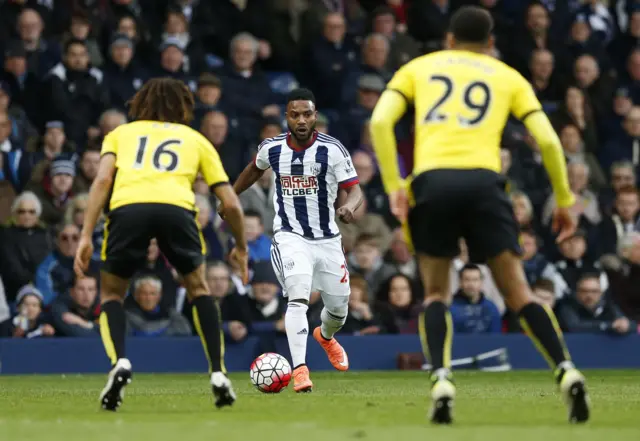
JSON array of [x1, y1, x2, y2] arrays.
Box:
[[407, 169, 521, 263], [102, 203, 205, 279]]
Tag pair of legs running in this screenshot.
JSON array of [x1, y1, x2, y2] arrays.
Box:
[[418, 249, 590, 424], [281, 274, 350, 392], [98, 263, 235, 410]]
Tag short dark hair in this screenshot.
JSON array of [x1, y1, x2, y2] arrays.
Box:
[[83, 142, 102, 155], [532, 278, 555, 293], [449, 6, 493, 44], [244, 209, 263, 223], [64, 38, 87, 53], [198, 73, 221, 89], [459, 263, 482, 277], [287, 88, 315, 105], [577, 273, 601, 288], [372, 5, 396, 20]]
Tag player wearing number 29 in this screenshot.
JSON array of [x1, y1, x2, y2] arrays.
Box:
[[370, 7, 590, 424], [230, 88, 364, 393], [73, 78, 250, 411]]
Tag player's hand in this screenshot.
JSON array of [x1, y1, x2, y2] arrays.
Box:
[[73, 234, 94, 278], [229, 247, 249, 285], [389, 188, 409, 223], [551, 206, 576, 244], [336, 205, 356, 224]]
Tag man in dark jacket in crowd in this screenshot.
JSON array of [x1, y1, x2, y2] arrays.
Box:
[[103, 33, 148, 111], [155, 37, 197, 91], [46, 38, 109, 146], [29, 155, 75, 226], [51, 274, 100, 337], [450, 264, 502, 334]]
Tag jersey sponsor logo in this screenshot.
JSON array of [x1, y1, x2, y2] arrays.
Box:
[[280, 175, 318, 196]]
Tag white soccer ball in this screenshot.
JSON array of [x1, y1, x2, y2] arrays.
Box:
[[249, 353, 292, 393]]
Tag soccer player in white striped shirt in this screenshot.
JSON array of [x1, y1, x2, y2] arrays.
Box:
[[230, 88, 364, 392]]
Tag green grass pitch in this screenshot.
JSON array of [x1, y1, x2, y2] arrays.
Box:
[[1, 370, 639, 441]]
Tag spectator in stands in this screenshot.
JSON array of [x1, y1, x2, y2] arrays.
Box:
[[47, 38, 109, 146], [1, 80, 36, 149], [370, 6, 419, 71], [246, 261, 285, 334], [306, 12, 358, 110], [610, 8, 640, 71], [342, 33, 391, 107], [573, 53, 613, 120], [375, 273, 421, 334], [0, 153, 17, 223], [17, 121, 73, 192], [129, 239, 180, 311], [557, 273, 637, 334], [567, 13, 610, 70], [599, 161, 636, 216], [72, 145, 100, 194], [599, 187, 640, 257], [10, 285, 54, 339], [529, 49, 566, 104], [601, 87, 633, 141], [195, 193, 225, 262], [125, 276, 192, 337], [97, 108, 127, 138], [0, 191, 51, 302], [601, 106, 640, 176], [50, 274, 100, 337], [0, 109, 14, 153], [114, 13, 153, 65], [386, 228, 417, 279], [61, 11, 103, 68], [244, 210, 271, 263], [558, 124, 605, 189], [239, 157, 275, 236], [551, 86, 598, 154], [555, 229, 608, 293], [29, 155, 75, 226], [155, 37, 196, 91], [34, 223, 82, 306], [450, 264, 502, 334], [64, 193, 88, 229], [531, 279, 557, 310], [17, 8, 61, 78], [510, 191, 536, 231], [103, 33, 148, 111], [193, 73, 223, 128], [160, 6, 204, 75], [0, 40, 38, 112], [217, 32, 278, 121], [342, 274, 380, 335], [349, 234, 396, 305], [339, 74, 385, 150], [542, 160, 602, 229], [351, 149, 395, 224], [449, 238, 505, 315], [200, 110, 249, 182], [521, 229, 569, 299], [204, 261, 250, 342]]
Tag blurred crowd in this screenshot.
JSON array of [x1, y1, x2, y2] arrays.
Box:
[[1, 0, 640, 344]]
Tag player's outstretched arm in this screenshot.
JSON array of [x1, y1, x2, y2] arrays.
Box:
[[75, 153, 116, 276], [233, 161, 265, 195], [523, 111, 576, 242]]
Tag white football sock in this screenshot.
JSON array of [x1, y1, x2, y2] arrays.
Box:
[[320, 306, 347, 340], [285, 302, 309, 368]]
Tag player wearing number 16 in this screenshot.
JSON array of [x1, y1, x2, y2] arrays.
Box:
[[73, 78, 249, 412], [369, 6, 589, 425]]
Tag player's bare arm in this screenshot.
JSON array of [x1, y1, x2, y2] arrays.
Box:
[[521, 110, 576, 243], [370, 89, 409, 222], [336, 184, 364, 224], [74, 152, 116, 277], [213, 182, 249, 284], [233, 161, 266, 196]]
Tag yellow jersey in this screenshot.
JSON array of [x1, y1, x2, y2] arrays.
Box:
[[101, 120, 229, 212], [386, 49, 542, 175]]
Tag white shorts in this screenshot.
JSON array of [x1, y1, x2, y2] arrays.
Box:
[[270, 232, 350, 298]]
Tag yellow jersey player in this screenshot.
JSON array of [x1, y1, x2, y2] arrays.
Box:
[[370, 6, 590, 425], [73, 78, 249, 412]]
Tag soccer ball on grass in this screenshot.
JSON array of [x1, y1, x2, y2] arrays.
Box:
[[249, 353, 292, 393]]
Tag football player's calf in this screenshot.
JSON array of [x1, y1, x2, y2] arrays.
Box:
[[313, 292, 349, 371]]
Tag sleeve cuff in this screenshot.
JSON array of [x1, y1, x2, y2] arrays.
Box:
[[339, 177, 360, 189]]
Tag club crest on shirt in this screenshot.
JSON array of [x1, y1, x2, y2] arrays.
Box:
[[311, 163, 322, 176], [284, 259, 295, 271]]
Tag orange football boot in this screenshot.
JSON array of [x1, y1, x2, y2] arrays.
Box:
[[292, 365, 313, 393], [313, 327, 349, 371]]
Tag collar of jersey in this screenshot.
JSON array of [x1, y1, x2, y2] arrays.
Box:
[[286, 130, 318, 152]]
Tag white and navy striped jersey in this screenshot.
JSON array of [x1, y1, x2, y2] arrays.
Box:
[[254, 131, 359, 240]]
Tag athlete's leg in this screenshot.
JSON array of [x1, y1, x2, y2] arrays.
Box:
[[98, 270, 133, 411], [487, 251, 589, 423]]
